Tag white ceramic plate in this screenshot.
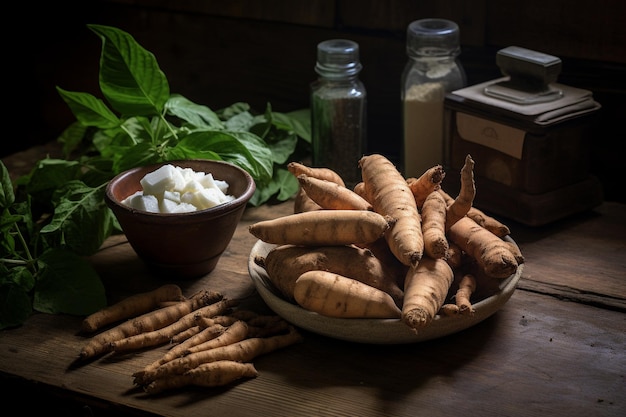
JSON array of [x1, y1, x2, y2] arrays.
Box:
[[248, 239, 523, 344]]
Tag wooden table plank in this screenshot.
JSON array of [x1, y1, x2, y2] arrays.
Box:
[[508, 201, 626, 310], [2, 145, 625, 416], [1, 289, 624, 417]]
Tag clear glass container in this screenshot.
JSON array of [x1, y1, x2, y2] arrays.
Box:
[[401, 18, 466, 178], [311, 39, 367, 189]]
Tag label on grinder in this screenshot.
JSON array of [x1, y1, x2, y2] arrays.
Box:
[[456, 112, 525, 159]]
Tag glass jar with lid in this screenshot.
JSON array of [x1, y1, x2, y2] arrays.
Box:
[[311, 39, 367, 189], [401, 18, 466, 178]]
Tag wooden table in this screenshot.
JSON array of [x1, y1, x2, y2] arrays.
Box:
[[1, 148, 625, 417]]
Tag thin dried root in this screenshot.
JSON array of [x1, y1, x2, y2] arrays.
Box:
[[455, 274, 476, 316], [143, 361, 258, 394]]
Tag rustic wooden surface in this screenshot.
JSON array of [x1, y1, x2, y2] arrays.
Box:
[[1, 178, 625, 416]]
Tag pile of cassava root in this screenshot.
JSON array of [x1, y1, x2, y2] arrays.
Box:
[[250, 154, 524, 331], [76, 285, 303, 393]]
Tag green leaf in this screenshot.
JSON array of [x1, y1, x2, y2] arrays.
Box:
[[217, 102, 251, 120], [76, 156, 115, 188], [56, 87, 121, 129], [92, 118, 149, 159], [248, 104, 274, 140], [57, 122, 90, 158], [1, 265, 36, 292], [168, 131, 273, 184], [88, 24, 170, 116], [113, 142, 162, 173], [0, 161, 15, 209], [41, 182, 113, 256], [0, 212, 21, 255], [249, 108, 308, 164], [274, 167, 300, 201], [266, 132, 299, 165], [0, 226, 16, 256], [248, 167, 299, 206], [223, 109, 255, 131], [165, 94, 224, 129], [166, 146, 222, 162], [7, 201, 35, 247], [23, 159, 83, 204], [279, 108, 312, 143], [34, 249, 107, 316]]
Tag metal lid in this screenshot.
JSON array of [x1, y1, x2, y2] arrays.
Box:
[[315, 39, 362, 78], [406, 19, 461, 58]]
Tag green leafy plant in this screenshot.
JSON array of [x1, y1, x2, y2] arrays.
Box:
[[0, 24, 310, 330]]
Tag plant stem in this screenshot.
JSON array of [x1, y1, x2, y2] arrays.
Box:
[[0, 258, 28, 265], [14, 222, 34, 264], [120, 124, 138, 145], [160, 113, 179, 141]]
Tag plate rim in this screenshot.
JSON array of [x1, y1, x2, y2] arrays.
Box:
[[248, 239, 523, 344]]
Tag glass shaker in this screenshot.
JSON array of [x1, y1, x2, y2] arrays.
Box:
[[311, 39, 367, 189], [401, 18, 466, 179]]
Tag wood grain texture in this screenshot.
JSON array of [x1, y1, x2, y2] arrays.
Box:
[[1, 193, 625, 416], [0, 290, 623, 417]]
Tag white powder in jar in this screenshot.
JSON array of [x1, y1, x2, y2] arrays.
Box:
[[403, 82, 445, 179]]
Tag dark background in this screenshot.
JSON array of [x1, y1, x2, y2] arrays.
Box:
[[5, 0, 625, 202]]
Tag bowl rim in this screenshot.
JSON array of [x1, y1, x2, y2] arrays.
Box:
[[248, 238, 523, 344], [105, 159, 256, 218]]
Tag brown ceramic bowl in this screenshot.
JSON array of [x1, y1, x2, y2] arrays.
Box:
[[105, 160, 256, 278]]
